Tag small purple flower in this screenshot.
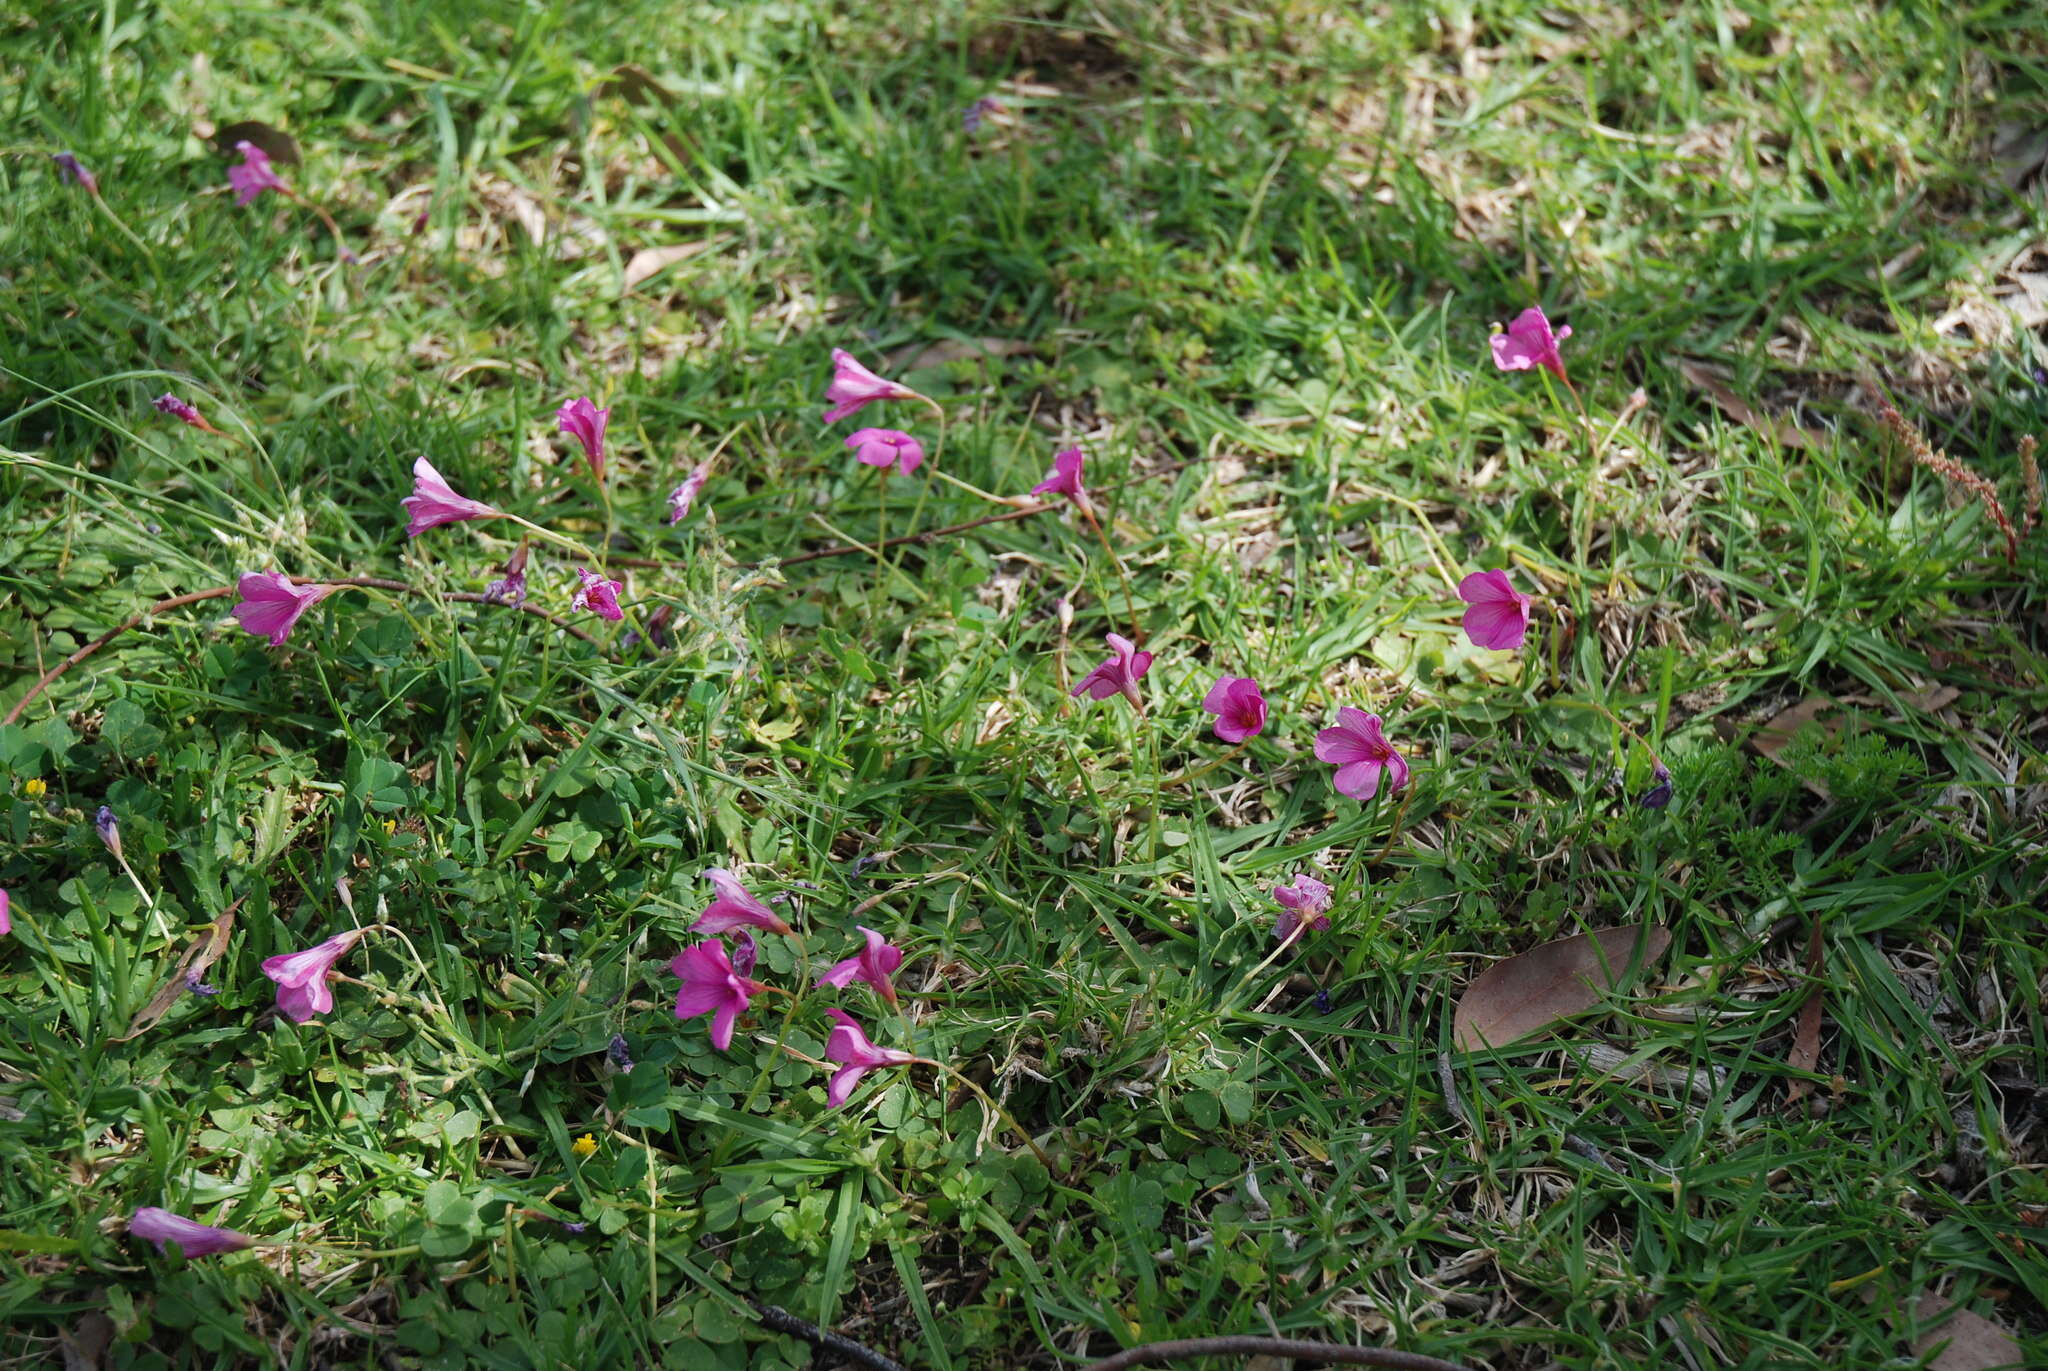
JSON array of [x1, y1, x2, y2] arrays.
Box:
[[1200, 676, 1267, 743], [692, 868, 794, 938], [556, 397, 610, 485], [846, 428, 926, 477], [1072, 632, 1152, 709], [729, 930, 759, 977], [231, 571, 340, 647], [823, 1009, 916, 1107], [0, 889, 10, 938], [402, 457, 501, 537], [1489, 306, 1572, 381], [570, 568, 624, 622], [1312, 709, 1409, 802], [815, 926, 905, 1005], [54, 152, 98, 195], [95, 805, 121, 859], [1031, 447, 1089, 507], [824, 349, 923, 424], [607, 1034, 635, 1071], [670, 941, 766, 1051], [185, 969, 220, 997], [484, 568, 527, 606], [1273, 874, 1333, 946], [559, 1221, 588, 1234], [962, 96, 1004, 132], [130, 1207, 251, 1258], [227, 140, 288, 207], [667, 463, 711, 524], [260, 928, 364, 1023], [1638, 763, 1674, 810], [1457, 569, 1533, 651], [152, 393, 217, 433]]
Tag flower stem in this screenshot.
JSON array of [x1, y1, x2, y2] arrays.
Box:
[[1161, 740, 1249, 791]]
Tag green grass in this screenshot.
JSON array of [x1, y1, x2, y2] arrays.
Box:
[[3, 1, 2046, 1367]]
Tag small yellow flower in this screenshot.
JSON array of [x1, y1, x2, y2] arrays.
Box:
[[571, 1133, 598, 1158], [23, 779, 47, 799], [381, 818, 397, 835]]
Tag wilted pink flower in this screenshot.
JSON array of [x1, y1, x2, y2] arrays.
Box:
[[1072, 632, 1152, 708], [570, 568, 624, 621], [1273, 874, 1332, 945], [667, 463, 711, 524], [54, 152, 98, 195], [130, 1207, 251, 1258], [556, 397, 609, 484], [670, 941, 766, 1050], [846, 428, 925, 476], [822, 1009, 915, 1107], [824, 349, 922, 424], [691, 868, 793, 937], [1489, 306, 1571, 380], [1200, 676, 1267, 743], [231, 571, 339, 647], [0, 889, 10, 937], [1457, 569, 1533, 650], [260, 928, 364, 1023], [227, 140, 287, 206], [1031, 447, 1089, 506], [816, 926, 904, 1005], [962, 96, 1004, 132], [152, 393, 216, 432], [729, 930, 759, 977], [1313, 708, 1410, 802], [402, 457, 500, 537], [484, 568, 527, 606]]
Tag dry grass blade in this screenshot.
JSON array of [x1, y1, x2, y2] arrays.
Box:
[[622, 240, 715, 291], [1452, 925, 1673, 1052], [1677, 358, 1815, 449], [1783, 915, 1825, 1108], [111, 901, 241, 1042]]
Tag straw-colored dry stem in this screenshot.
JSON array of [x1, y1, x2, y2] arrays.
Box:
[[1875, 395, 2019, 567]]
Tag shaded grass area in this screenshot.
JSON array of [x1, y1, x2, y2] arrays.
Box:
[[2, 1, 2046, 1367]]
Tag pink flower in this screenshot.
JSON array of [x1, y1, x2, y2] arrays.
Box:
[[823, 1009, 915, 1107], [129, 1207, 252, 1258], [670, 941, 766, 1050], [1273, 874, 1332, 945], [227, 140, 288, 206], [570, 568, 623, 621], [1489, 306, 1572, 380], [556, 397, 610, 484], [402, 457, 500, 537], [667, 463, 711, 524], [1031, 447, 1089, 506], [815, 926, 904, 1005], [691, 868, 793, 938], [1313, 708, 1410, 802], [0, 889, 10, 937], [152, 393, 215, 432], [824, 349, 922, 424], [260, 928, 364, 1023], [54, 152, 98, 195], [846, 428, 926, 476], [231, 571, 340, 647], [1200, 676, 1267, 743], [1072, 632, 1152, 708], [1457, 569, 1533, 650]]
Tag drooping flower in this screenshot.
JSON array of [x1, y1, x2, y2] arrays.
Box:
[[691, 868, 793, 937], [570, 568, 623, 622], [0, 889, 10, 937], [260, 928, 364, 1023], [484, 543, 530, 607], [94, 806, 121, 859], [1638, 763, 1674, 811], [227, 140, 288, 206], [1272, 874, 1333, 945], [1456, 569, 1533, 651], [824, 349, 923, 424], [1313, 708, 1410, 802], [1031, 447, 1089, 507], [815, 926, 905, 1005], [670, 941, 766, 1050], [962, 96, 1004, 132], [185, 968, 219, 996], [607, 1035, 635, 1071], [822, 1009, 916, 1107], [729, 930, 759, 977], [556, 397, 610, 484], [846, 428, 925, 477], [152, 393, 216, 433], [1200, 676, 1267, 743], [231, 571, 340, 647], [129, 1207, 252, 1258], [54, 152, 98, 195], [667, 463, 711, 524], [402, 457, 500, 537], [1489, 306, 1572, 381], [1072, 632, 1152, 708]]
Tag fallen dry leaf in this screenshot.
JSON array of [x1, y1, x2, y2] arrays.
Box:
[[1751, 694, 1837, 766], [1904, 1290, 2025, 1371], [58, 1310, 113, 1371], [1784, 916, 1826, 1108], [211, 120, 301, 165], [113, 901, 239, 1042], [1453, 925, 1673, 1051], [883, 337, 1035, 372], [598, 63, 678, 108], [1677, 358, 1816, 449], [622, 240, 715, 291]]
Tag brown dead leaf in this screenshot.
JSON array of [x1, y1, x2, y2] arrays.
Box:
[[597, 63, 678, 108], [59, 1311, 113, 1371], [622, 240, 715, 291], [211, 120, 301, 165], [883, 337, 1036, 372], [1750, 694, 1837, 765], [1677, 358, 1816, 449], [112, 902, 239, 1043], [1453, 925, 1672, 1052], [1784, 916, 1825, 1108], [1905, 1290, 2025, 1371]]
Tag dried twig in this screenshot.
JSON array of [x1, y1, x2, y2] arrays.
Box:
[[750, 1302, 909, 1371], [4, 576, 597, 727], [1874, 394, 2019, 566], [1078, 1336, 1471, 1371]]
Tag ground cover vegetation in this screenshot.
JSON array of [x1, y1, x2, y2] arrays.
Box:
[[2, 1, 2046, 1367]]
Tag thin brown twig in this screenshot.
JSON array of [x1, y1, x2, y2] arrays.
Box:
[[1078, 1336, 1472, 1371], [5, 576, 598, 727]]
